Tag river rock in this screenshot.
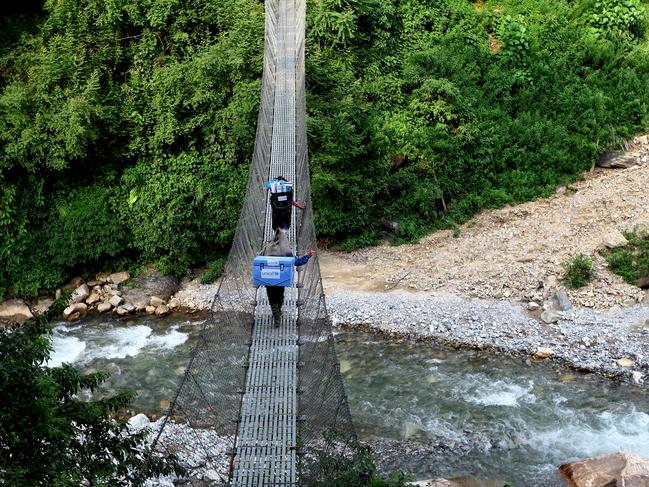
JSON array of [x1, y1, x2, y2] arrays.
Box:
[[62, 276, 83, 291], [0, 299, 34, 324], [168, 297, 181, 309], [150, 296, 166, 307], [128, 413, 150, 433], [527, 301, 541, 311], [97, 302, 112, 313], [637, 276, 649, 289], [631, 371, 644, 384], [64, 302, 87, 318], [155, 305, 170, 317], [540, 310, 560, 324], [560, 452, 649, 487], [121, 270, 178, 313], [122, 302, 135, 312], [116, 306, 131, 316], [533, 347, 554, 359], [67, 312, 81, 321], [109, 271, 130, 285], [602, 229, 628, 249], [552, 291, 572, 312], [616, 357, 635, 368], [86, 279, 105, 287], [86, 292, 101, 305], [109, 295, 123, 307], [32, 298, 54, 316], [69, 284, 90, 304], [145, 305, 156, 315]]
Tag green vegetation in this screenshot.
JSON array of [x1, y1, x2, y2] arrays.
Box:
[[0, 299, 179, 485], [605, 229, 649, 285], [562, 253, 594, 288], [201, 256, 227, 284], [1, 0, 649, 297]]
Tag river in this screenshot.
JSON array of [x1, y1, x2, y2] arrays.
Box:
[[49, 314, 649, 486]]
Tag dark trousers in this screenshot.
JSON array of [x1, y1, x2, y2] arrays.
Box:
[[271, 205, 292, 230], [266, 286, 285, 321]]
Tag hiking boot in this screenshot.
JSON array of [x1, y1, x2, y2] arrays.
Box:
[[271, 304, 281, 327]]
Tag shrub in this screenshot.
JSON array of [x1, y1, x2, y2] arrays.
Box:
[[562, 253, 594, 288], [605, 230, 649, 285], [201, 256, 227, 284], [0, 300, 180, 485]]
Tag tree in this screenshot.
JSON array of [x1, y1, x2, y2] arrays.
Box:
[[0, 299, 179, 486]]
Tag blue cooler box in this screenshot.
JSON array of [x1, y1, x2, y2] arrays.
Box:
[[253, 256, 295, 287]]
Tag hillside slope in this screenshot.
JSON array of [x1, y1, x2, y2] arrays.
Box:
[[321, 135, 649, 310]]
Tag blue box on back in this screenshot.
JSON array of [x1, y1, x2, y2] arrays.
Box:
[[253, 256, 295, 287]]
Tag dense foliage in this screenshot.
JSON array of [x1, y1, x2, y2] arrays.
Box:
[[1, 0, 648, 296], [0, 299, 179, 485]]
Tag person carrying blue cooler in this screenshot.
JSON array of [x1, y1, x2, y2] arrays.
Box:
[[257, 227, 313, 327], [266, 176, 305, 231]]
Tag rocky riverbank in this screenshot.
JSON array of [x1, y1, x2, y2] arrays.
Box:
[[327, 290, 649, 385]]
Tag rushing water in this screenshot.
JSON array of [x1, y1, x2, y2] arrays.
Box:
[[50, 315, 649, 486]]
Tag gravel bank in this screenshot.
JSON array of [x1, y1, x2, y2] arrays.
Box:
[[327, 290, 649, 385]]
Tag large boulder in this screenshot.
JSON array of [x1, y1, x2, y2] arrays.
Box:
[[602, 229, 629, 249], [560, 452, 649, 487], [108, 271, 130, 285], [121, 270, 178, 312], [551, 291, 572, 312], [69, 284, 90, 304], [0, 299, 34, 324], [32, 298, 54, 316]]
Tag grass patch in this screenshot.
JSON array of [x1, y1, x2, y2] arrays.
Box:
[[562, 253, 594, 288], [605, 230, 649, 285], [201, 257, 227, 284]]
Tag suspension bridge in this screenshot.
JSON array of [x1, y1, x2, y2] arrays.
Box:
[[149, 0, 358, 485]]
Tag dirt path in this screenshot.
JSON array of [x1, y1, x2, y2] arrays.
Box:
[[320, 135, 649, 310]]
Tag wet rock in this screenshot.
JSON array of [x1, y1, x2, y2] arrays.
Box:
[[145, 305, 156, 315], [97, 302, 112, 313], [0, 299, 34, 324], [69, 284, 90, 304], [108, 271, 130, 285], [168, 297, 181, 309], [121, 302, 135, 313], [67, 312, 81, 321], [533, 347, 554, 359], [86, 279, 105, 287], [109, 295, 123, 307], [602, 229, 628, 249], [631, 371, 644, 384], [86, 292, 101, 305], [155, 305, 170, 317], [560, 452, 649, 487]]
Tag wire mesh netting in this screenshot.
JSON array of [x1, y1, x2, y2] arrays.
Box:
[[142, 0, 361, 485]]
